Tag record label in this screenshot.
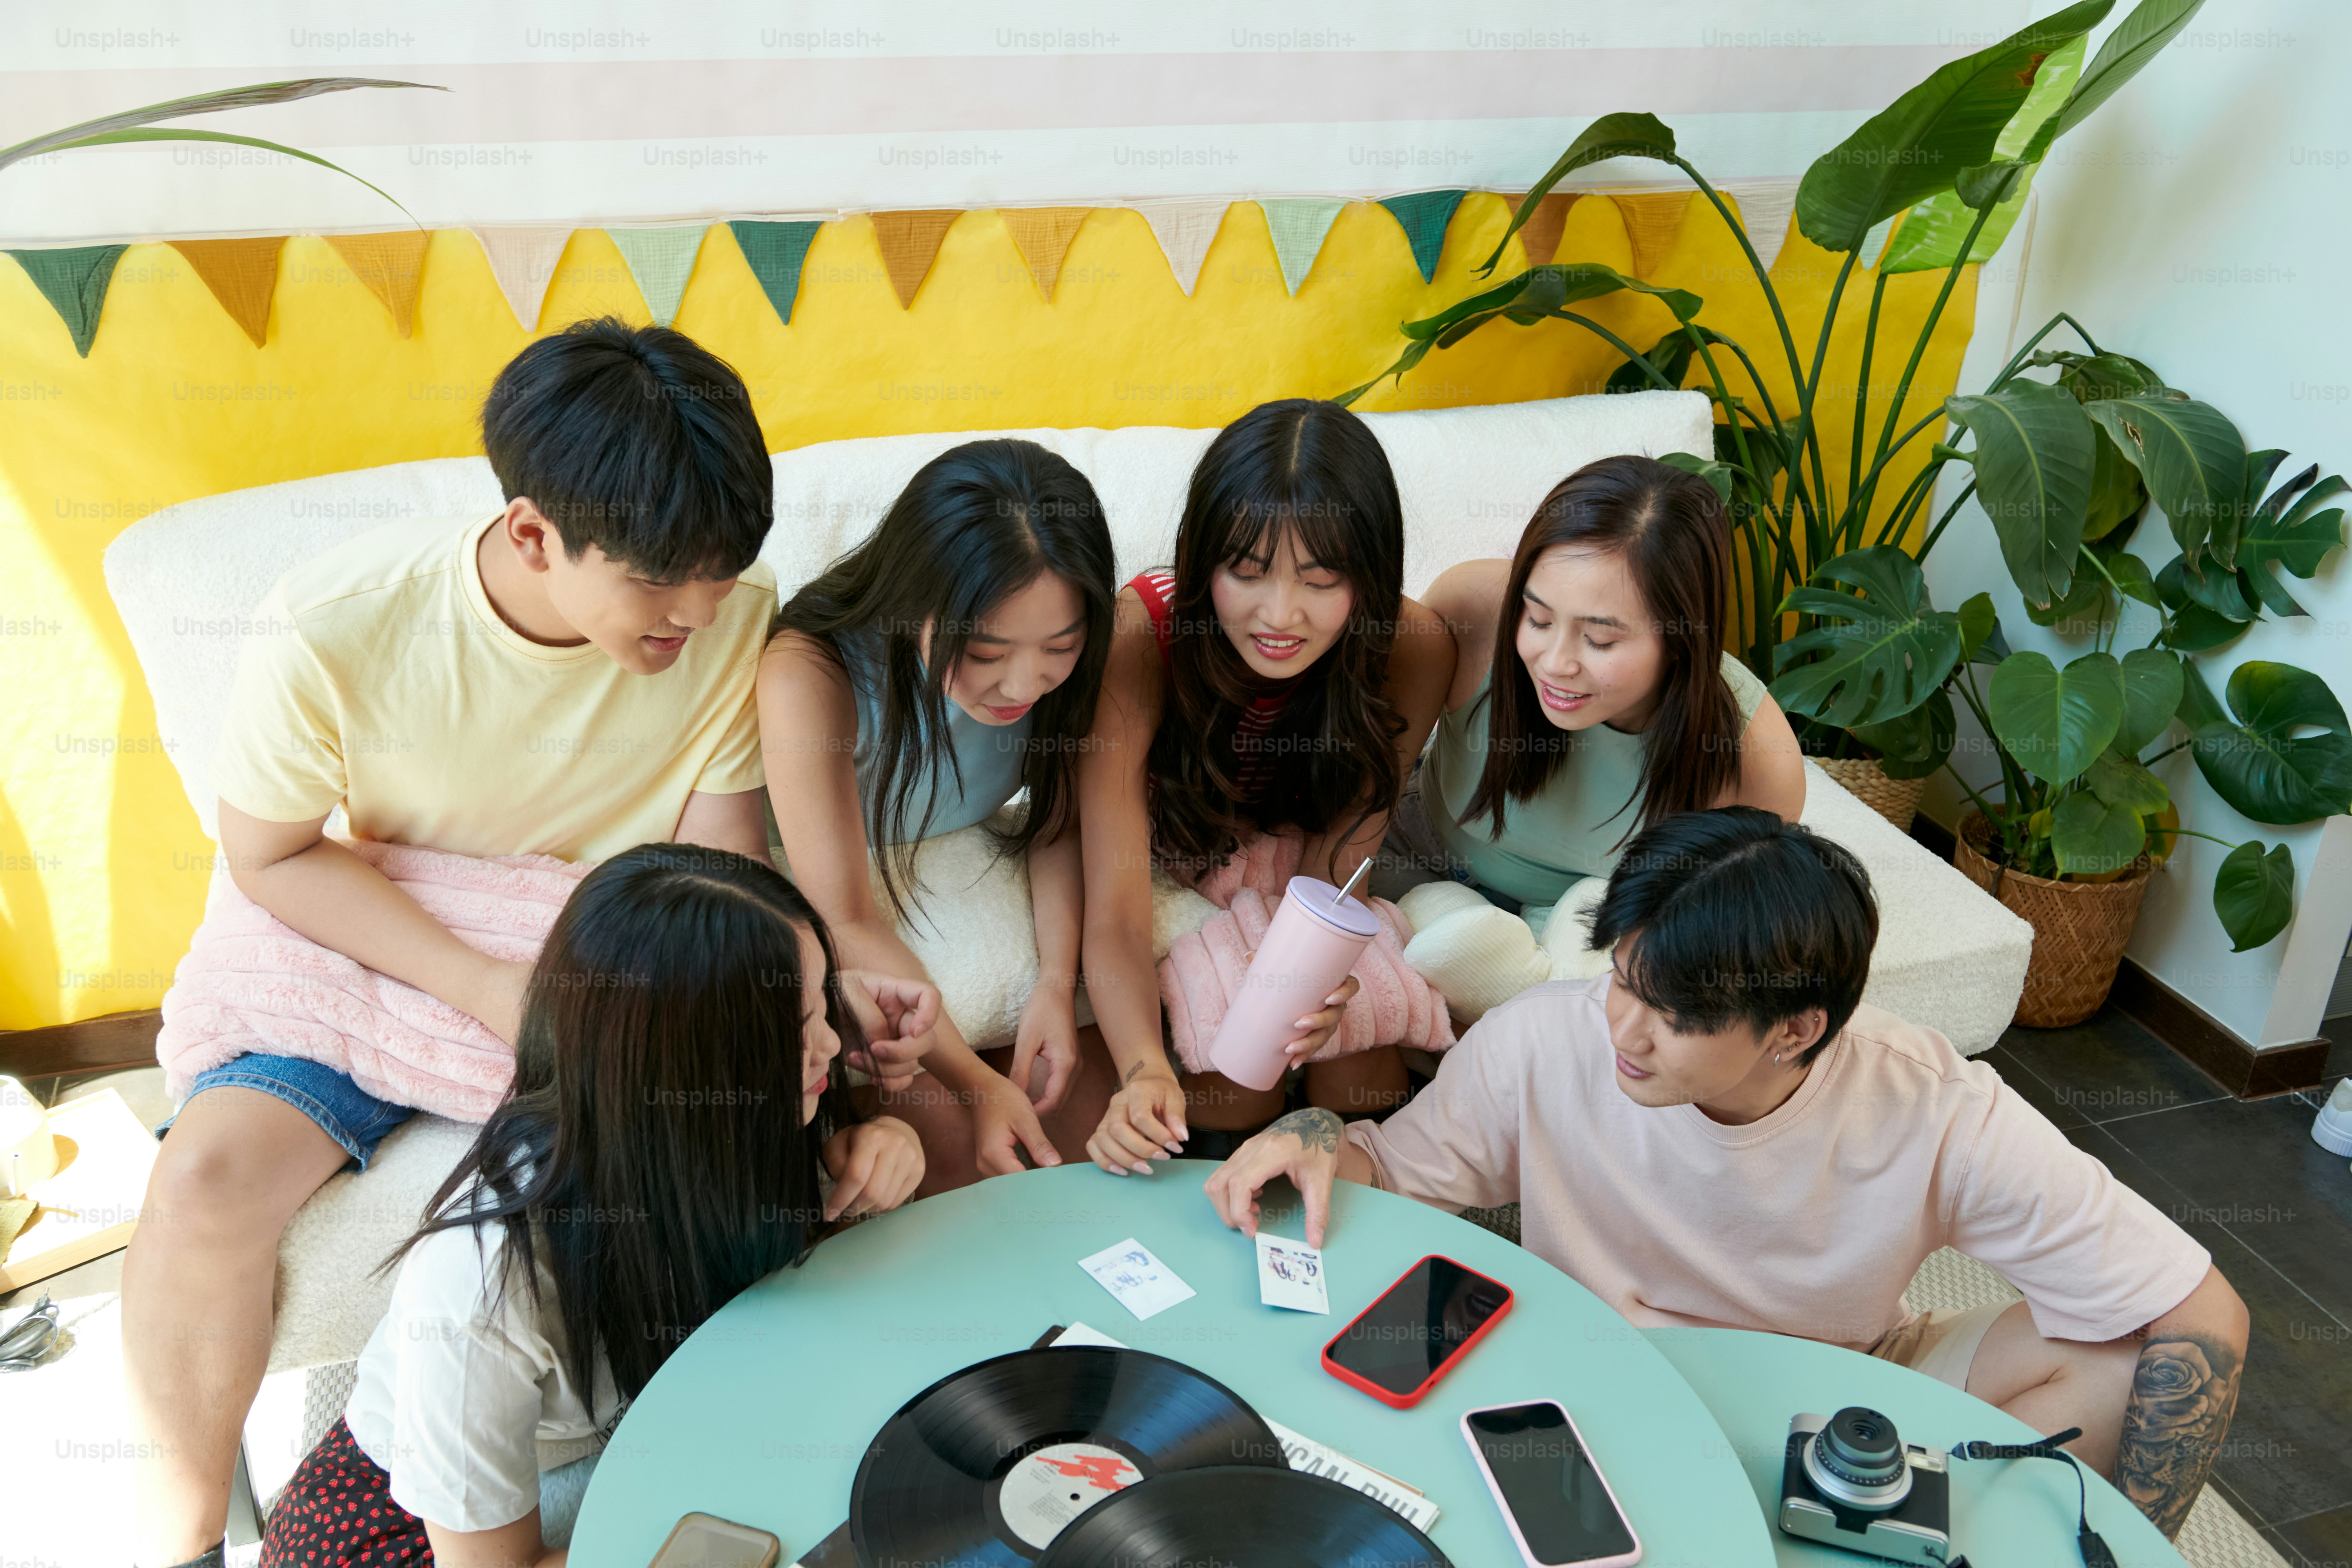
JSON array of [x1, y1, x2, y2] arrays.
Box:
[[995, 1443, 1144, 1549]]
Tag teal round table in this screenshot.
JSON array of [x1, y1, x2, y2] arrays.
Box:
[[570, 1163, 1775, 1566], [1643, 1326, 2187, 1567]]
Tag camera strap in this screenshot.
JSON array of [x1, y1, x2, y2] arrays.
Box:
[[1945, 1427, 2118, 1568]]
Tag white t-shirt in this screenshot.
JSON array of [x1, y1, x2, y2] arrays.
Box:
[[345, 1220, 618, 1533], [1347, 976, 2212, 1348]]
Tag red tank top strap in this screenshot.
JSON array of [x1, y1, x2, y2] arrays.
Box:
[[1128, 568, 1178, 664]]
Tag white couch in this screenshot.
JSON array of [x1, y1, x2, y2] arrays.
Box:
[[104, 390, 2031, 1372]]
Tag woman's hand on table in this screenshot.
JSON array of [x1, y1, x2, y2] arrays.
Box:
[[1204, 1107, 1347, 1247], [836, 968, 941, 1091], [1087, 1061, 1189, 1176], [1009, 984, 1081, 1113], [822, 1115, 926, 1221]]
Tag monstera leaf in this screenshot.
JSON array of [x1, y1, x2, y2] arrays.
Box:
[[1852, 688, 1957, 780], [2236, 463, 2348, 618], [1987, 650, 2123, 786], [2155, 555, 2255, 653], [2052, 789, 2149, 875], [2214, 840, 2296, 951], [2180, 661, 2352, 826], [2085, 394, 2248, 570], [1793, 0, 2112, 253], [1946, 380, 2098, 609], [1769, 548, 1964, 728], [1478, 113, 1679, 275], [2112, 647, 2186, 755]]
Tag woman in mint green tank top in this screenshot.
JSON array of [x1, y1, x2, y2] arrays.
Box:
[[1396, 455, 1805, 911]]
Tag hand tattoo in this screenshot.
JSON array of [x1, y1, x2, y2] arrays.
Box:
[[1269, 1107, 1342, 1153], [2115, 1331, 2243, 1539]]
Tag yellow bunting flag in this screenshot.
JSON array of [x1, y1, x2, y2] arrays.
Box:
[[1511, 192, 1580, 267], [869, 210, 961, 309], [998, 207, 1091, 301], [167, 236, 287, 347], [1611, 192, 1693, 278], [325, 230, 430, 337]]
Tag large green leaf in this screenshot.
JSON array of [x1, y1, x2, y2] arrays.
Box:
[[2085, 395, 2247, 570], [1880, 34, 2087, 275], [2023, 0, 2211, 156], [2081, 424, 2150, 541], [1478, 113, 1679, 275], [1853, 688, 1957, 780], [2155, 556, 2255, 652], [2214, 840, 2294, 951], [2185, 660, 2352, 825], [2107, 551, 2160, 608], [1770, 548, 1965, 727], [1987, 650, 2123, 785], [1956, 592, 1999, 660], [2086, 749, 2170, 814], [1947, 380, 2098, 608], [2236, 466, 2348, 618], [1793, 1, 2112, 254], [2113, 647, 2185, 755], [2052, 789, 2149, 875]]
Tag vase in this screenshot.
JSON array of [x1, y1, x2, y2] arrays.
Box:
[[1952, 812, 2153, 1028], [1816, 755, 1929, 833]]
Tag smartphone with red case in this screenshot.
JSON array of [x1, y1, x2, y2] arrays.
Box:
[[1321, 1253, 1513, 1407], [1461, 1399, 1642, 1567]]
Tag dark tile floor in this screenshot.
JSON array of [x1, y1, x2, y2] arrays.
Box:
[[1983, 1010, 2352, 1568]]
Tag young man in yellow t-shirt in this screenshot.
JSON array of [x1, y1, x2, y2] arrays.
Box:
[[125, 319, 811, 1568]]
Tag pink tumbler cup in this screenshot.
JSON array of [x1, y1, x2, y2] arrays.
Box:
[[1207, 875, 1380, 1091]]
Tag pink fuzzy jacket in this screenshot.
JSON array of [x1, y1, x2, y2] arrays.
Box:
[[1159, 831, 1454, 1073], [156, 840, 590, 1122]]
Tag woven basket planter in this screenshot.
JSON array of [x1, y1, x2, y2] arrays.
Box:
[[1815, 755, 1929, 833], [1952, 812, 2153, 1028]]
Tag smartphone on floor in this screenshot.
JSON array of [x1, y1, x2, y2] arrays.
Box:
[[1461, 1399, 1642, 1568], [1321, 1252, 1512, 1407]]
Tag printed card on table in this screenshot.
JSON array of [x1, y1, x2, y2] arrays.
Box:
[[1254, 1232, 1330, 1314], [1078, 1238, 1196, 1321]]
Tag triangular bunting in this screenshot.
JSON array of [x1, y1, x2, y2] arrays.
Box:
[[999, 207, 1091, 301], [470, 227, 572, 331], [5, 244, 127, 357], [1132, 200, 1229, 296], [1260, 198, 1348, 296], [1377, 190, 1468, 282], [608, 225, 709, 328], [1720, 180, 1799, 274], [1506, 192, 1580, 267], [1612, 192, 1692, 278], [729, 220, 823, 325], [869, 210, 961, 309], [169, 237, 286, 347], [325, 230, 430, 337]]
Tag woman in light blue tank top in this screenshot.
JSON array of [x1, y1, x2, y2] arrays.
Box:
[[759, 439, 1119, 1193], [1394, 455, 1806, 912]]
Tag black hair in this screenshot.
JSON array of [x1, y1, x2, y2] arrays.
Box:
[[1586, 807, 1876, 1065], [1147, 398, 1408, 877], [1466, 455, 1742, 848], [480, 316, 773, 582], [389, 844, 860, 1404], [773, 439, 1116, 921]]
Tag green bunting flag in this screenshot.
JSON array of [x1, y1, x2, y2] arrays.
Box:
[[1377, 190, 1467, 283], [609, 225, 709, 327], [729, 220, 823, 325], [7, 244, 128, 357], [1260, 198, 1348, 296]]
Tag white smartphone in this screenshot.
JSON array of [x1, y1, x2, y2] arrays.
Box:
[[1461, 1399, 1642, 1568]]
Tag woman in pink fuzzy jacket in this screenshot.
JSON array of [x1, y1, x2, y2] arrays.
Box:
[[1073, 399, 1456, 1174]]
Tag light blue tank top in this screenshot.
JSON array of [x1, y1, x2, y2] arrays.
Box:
[[838, 628, 1031, 843]]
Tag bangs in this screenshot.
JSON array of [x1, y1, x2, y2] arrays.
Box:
[[1212, 494, 1377, 584]]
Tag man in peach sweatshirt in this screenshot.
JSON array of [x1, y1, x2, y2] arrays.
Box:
[[1207, 807, 2247, 1541]]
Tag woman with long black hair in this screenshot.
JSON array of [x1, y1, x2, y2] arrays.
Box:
[[1077, 400, 1455, 1172], [760, 439, 1121, 1190], [261, 844, 926, 1567]]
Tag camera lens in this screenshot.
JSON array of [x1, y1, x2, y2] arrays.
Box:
[[1802, 1406, 1914, 1510]]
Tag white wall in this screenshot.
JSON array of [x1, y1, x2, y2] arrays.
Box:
[[1923, 0, 2352, 1046]]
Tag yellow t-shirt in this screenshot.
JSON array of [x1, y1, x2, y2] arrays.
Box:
[[211, 511, 777, 863]]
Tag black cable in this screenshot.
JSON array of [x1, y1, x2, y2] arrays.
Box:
[[1951, 1427, 2117, 1568]]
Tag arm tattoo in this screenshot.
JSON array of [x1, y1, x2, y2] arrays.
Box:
[[2115, 1331, 2243, 1539], [1122, 1060, 1147, 1086], [1269, 1107, 1343, 1153]]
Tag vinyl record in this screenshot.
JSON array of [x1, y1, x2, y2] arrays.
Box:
[[1034, 1466, 1455, 1568], [849, 1347, 1286, 1567]]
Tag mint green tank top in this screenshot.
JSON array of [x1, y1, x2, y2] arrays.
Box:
[[1423, 651, 1769, 906]]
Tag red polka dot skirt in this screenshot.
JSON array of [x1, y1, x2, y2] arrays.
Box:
[[261, 1416, 433, 1567]]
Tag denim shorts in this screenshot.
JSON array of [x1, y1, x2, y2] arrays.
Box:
[[164, 1054, 417, 1170]]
